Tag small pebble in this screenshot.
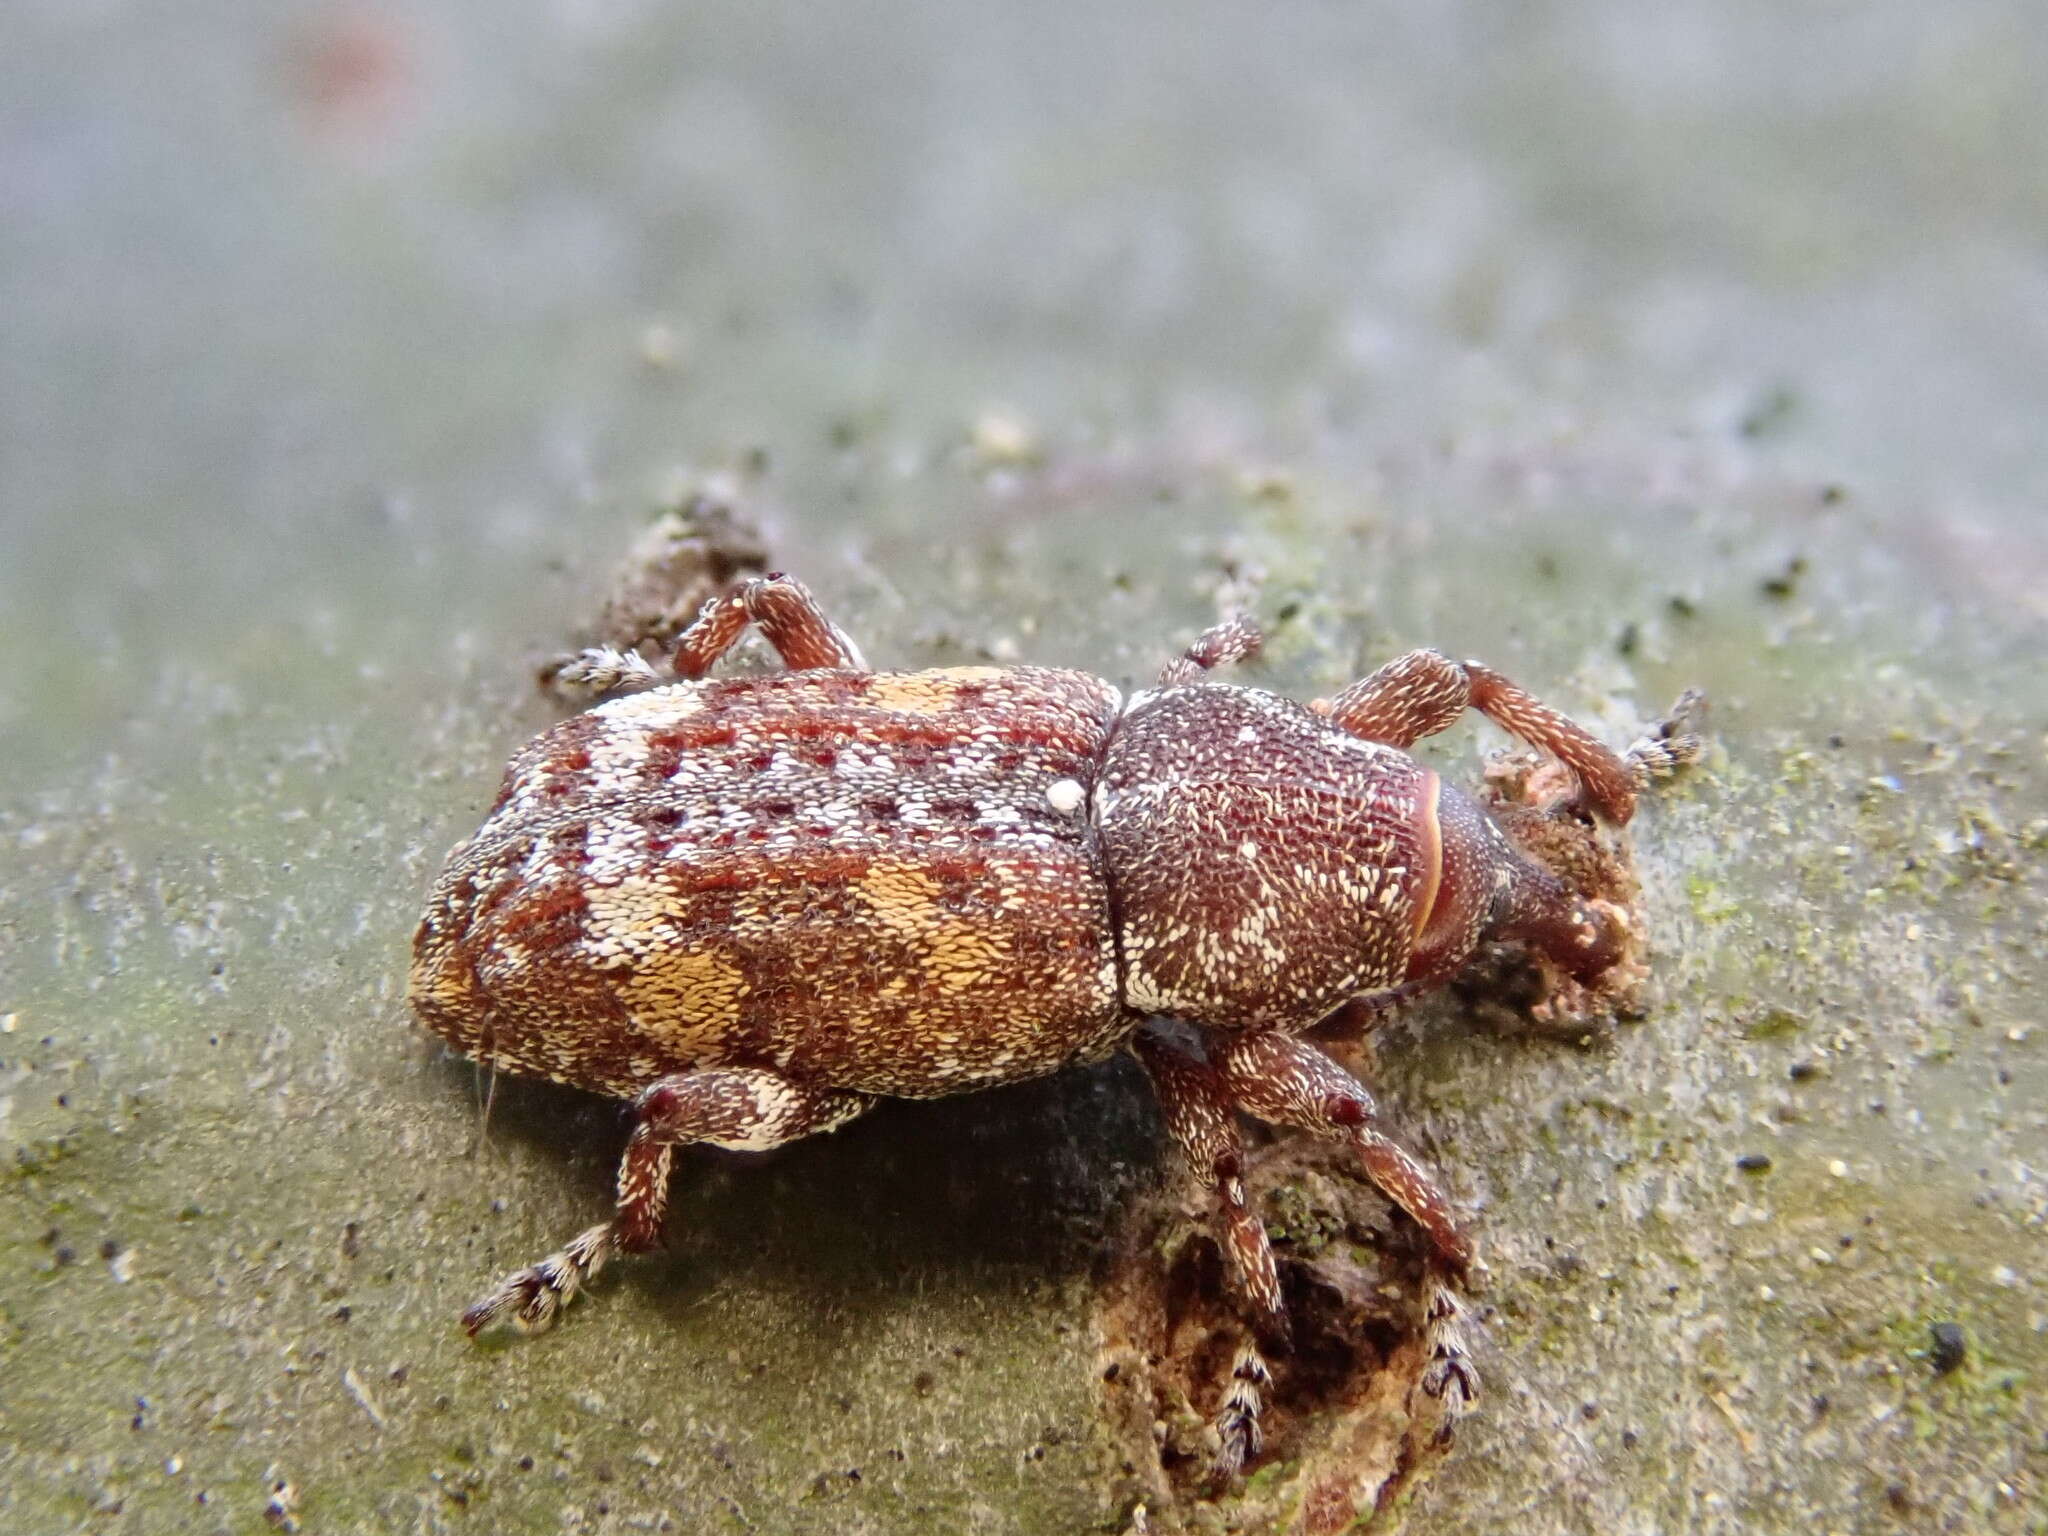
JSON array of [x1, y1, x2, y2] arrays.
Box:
[[1736, 1153, 1773, 1173], [970, 409, 1039, 466], [1929, 1322, 1967, 1376], [638, 322, 688, 371]]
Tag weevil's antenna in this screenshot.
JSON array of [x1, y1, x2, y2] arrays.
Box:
[[481, 1058, 500, 1143], [472, 1024, 501, 1153]]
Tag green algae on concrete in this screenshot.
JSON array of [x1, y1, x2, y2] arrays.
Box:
[[4, 2, 2046, 1533]]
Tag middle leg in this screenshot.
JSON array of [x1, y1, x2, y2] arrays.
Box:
[[673, 573, 871, 678], [551, 573, 871, 697], [1158, 615, 1264, 687]]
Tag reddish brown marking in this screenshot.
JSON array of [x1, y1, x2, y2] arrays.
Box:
[[657, 845, 1017, 897], [1326, 1095, 1366, 1128], [496, 882, 589, 943], [646, 721, 740, 755], [698, 707, 1101, 759], [1409, 770, 1443, 944], [701, 671, 874, 709]]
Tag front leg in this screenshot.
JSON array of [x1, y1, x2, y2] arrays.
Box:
[[463, 1068, 871, 1336], [1133, 1032, 1286, 1477], [1319, 649, 1638, 824], [1211, 1029, 1479, 1417]]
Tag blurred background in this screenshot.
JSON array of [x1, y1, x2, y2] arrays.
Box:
[[3, 4, 2044, 1534]]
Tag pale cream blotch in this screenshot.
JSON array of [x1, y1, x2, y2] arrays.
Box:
[[861, 666, 1007, 716], [579, 687, 711, 798]]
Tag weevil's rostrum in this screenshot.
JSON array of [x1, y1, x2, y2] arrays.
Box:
[[411, 574, 1703, 1475]]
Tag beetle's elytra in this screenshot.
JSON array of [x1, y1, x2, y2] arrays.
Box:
[[411, 574, 1703, 1473]]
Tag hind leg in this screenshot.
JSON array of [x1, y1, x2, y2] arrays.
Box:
[[463, 1069, 871, 1335], [673, 573, 869, 677], [556, 574, 869, 694]]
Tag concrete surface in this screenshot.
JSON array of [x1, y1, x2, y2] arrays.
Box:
[[2, 3, 2043, 1533]]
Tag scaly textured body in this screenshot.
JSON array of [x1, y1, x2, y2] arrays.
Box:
[[413, 666, 1126, 1099], [411, 574, 1703, 1477], [1100, 684, 1440, 1027]]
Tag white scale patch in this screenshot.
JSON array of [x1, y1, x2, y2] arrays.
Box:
[[586, 723, 657, 791], [583, 814, 650, 882], [593, 685, 706, 726], [1045, 777, 1085, 814]]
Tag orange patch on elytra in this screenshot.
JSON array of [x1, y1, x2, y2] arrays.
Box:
[[856, 859, 942, 927], [618, 944, 748, 1044], [856, 858, 1014, 992], [919, 921, 1013, 993], [861, 667, 1007, 716]]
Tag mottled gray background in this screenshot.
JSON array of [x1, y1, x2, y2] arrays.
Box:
[[2, 3, 2043, 1533]]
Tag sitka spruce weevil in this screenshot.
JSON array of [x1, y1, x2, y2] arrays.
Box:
[[411, 574, 1703, 1472]]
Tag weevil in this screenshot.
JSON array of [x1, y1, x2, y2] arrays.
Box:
[[410, 574, 1703, 1471]]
